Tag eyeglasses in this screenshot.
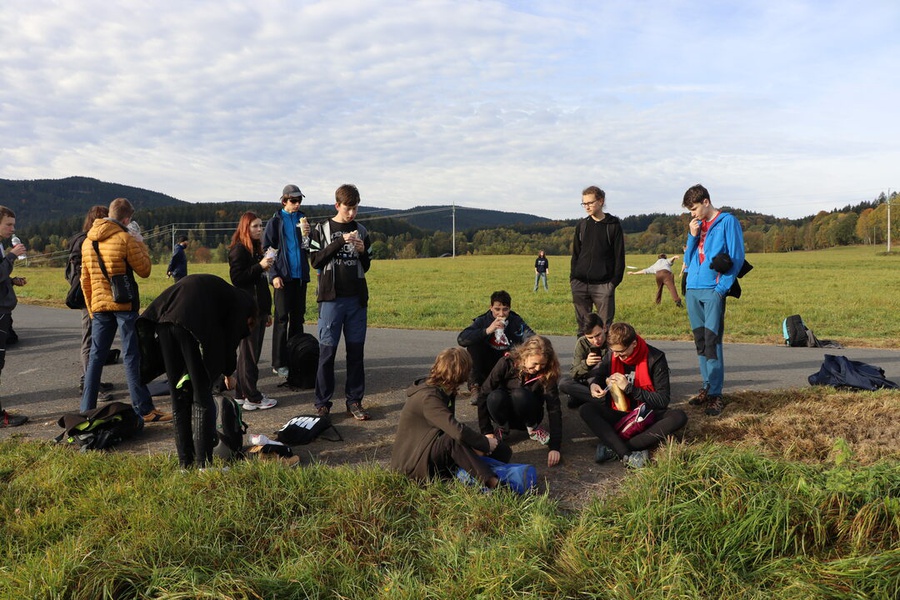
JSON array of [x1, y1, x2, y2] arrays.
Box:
[[581, 200, 598, 207], [609, 341, 636, 357]]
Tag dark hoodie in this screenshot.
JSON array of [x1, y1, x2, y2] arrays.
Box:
[[570, 214, 626, 286]]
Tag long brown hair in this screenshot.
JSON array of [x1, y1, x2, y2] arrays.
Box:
[[229, 212, 262, 254], [510, 336, 560, 387], [82, 205, 109, 232]]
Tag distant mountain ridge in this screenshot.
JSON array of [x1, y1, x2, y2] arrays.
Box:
[[0, 176, 554, 233]]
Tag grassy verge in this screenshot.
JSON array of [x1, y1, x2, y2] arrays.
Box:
[[2, 432, 897, 599], [14, 245, 900, 346]]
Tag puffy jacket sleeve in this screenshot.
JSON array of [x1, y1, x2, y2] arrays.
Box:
[[125, 236, 152, 278]]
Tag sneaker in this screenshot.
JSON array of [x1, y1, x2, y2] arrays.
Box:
[[243, 395, 278, 411], [316, 405, 331, 418], [705, 395, 725, 416], [623, 449, 649, 468], [1, 410, 28, 428], [594, 444, 617, 464], [688, 386, 709, 406], [98, 389, 114, 402], [143, 408, 173, 423], [78, 380, 114, 394], [347, 402, 370, 421], [528, 426, 550, 446], [273, 367, 289, 379]]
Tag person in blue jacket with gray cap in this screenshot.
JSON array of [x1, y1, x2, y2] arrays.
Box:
[[262, 184, 311, 379]]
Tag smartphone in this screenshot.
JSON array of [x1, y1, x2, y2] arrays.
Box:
[[589, 346, 603, 356]]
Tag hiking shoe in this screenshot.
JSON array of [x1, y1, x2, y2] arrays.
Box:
[[688, 387, 709, 406], [1, 410, 28, 428], [705, 395, 725, 416], [243, 395, 277, 411], [347, 402, 370, 421], [528, 426, 550, 445], [98, 389, 114, 402], [143, 408, 173, 423], [273, 367, 289, 379], [623, 450, 649, 468], [595, 444, 617, 464], [316, 405, 331, 418]]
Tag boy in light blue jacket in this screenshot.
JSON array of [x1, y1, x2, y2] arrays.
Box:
[[682, 184, 745, 417]]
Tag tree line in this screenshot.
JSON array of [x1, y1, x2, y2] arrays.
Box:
[[16, 193, 899, 266]]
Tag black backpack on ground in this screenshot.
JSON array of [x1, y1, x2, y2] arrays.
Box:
[[212, 393, 249, 460], [275, 414, 343, 446], [783, 314, 816, 347], [56, 401, 143, 451], [282, 333, 319, 389]]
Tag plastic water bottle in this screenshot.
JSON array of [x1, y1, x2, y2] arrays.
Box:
[[298, 216, 310, 250], [10, 236, 25, 260], [126, 221, 141, 236]]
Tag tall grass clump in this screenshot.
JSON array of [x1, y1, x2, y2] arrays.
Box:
[[553, 443, 900, 599]]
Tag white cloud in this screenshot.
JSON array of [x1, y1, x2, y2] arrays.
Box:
[[1, 0, 898, 220]]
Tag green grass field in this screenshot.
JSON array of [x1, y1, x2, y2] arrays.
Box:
[[18, 245, 900, 346]]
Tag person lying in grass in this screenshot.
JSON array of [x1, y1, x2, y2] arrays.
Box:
[[476, 335, 563, 467], [391, 347, 512, 489], [579, 321, 687, 468]]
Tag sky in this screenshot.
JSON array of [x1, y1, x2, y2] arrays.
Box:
[[2, 1, 898, 221]]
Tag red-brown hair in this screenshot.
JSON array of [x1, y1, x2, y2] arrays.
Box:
[[229, 212, 262, 254]]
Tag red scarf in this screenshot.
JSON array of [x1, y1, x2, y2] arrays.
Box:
[[698, 211, 720, 265], [609, 336, 655, 392]]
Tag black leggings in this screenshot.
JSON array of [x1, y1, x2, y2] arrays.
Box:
[[486, 387, 544, 431], [157, 323, 216, 468], [579, 401, 687, 458]]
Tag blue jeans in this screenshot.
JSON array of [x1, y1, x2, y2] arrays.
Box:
[[533, 272, 548, 291], [315, 297, 367, 409], [686, 288, 726, 396], [81, 311, 154, 417]]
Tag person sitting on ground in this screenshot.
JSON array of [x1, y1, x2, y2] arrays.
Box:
[[477, 335, 562, 467], [391, 347, 512, 489], [558, 312, 607, 409], [628, 254, 683, 308], [578, 321, 687, 468], [457, 290, 535, 400], [137, 274, 256, 468]]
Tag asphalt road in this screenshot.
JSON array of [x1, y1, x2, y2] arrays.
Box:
[[3, 303, 898, 506]]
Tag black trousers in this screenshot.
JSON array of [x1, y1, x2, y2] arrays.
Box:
[[558, 375, 593, 407], [272, 279, 308, 370], [235, 317, 266, 403], [0, 312, 9, 412], [157, 323, 215, 468], [486, 387, 544, 431], [429, 434, 512, 485], [465, 343, 505, 387], [579, 401, 687, 458]]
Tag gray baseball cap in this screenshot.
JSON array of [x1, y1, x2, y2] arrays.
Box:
[[282, 184, 305, 198]]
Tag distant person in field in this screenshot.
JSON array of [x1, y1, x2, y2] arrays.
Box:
[[628, 254, 683, 308], [228, 212, 276, 411], [263, 184, 312, 380], [570, 185, 625, 333], [166, 236, 189, 282], [308, 183, 372, 421], [533, 250, 549, 291], [682, 183, 745, 417], [80, 197, 171, 423], [137, 274, 255, 468], [0, 206, 28, 427], [391, 347, 512, 489], [579, 321, 687, 468], [477, 335, 563, 468], [457, 290, 535, 400], [558, 312, 607, 409], [66, 205, 114, 402]]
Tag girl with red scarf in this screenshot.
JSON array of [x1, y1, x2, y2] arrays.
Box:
[[578, 322, 687, 468]]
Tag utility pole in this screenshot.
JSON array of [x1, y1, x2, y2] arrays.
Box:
[[888, 189, 892, 253], [452, 201, 456, 258]]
